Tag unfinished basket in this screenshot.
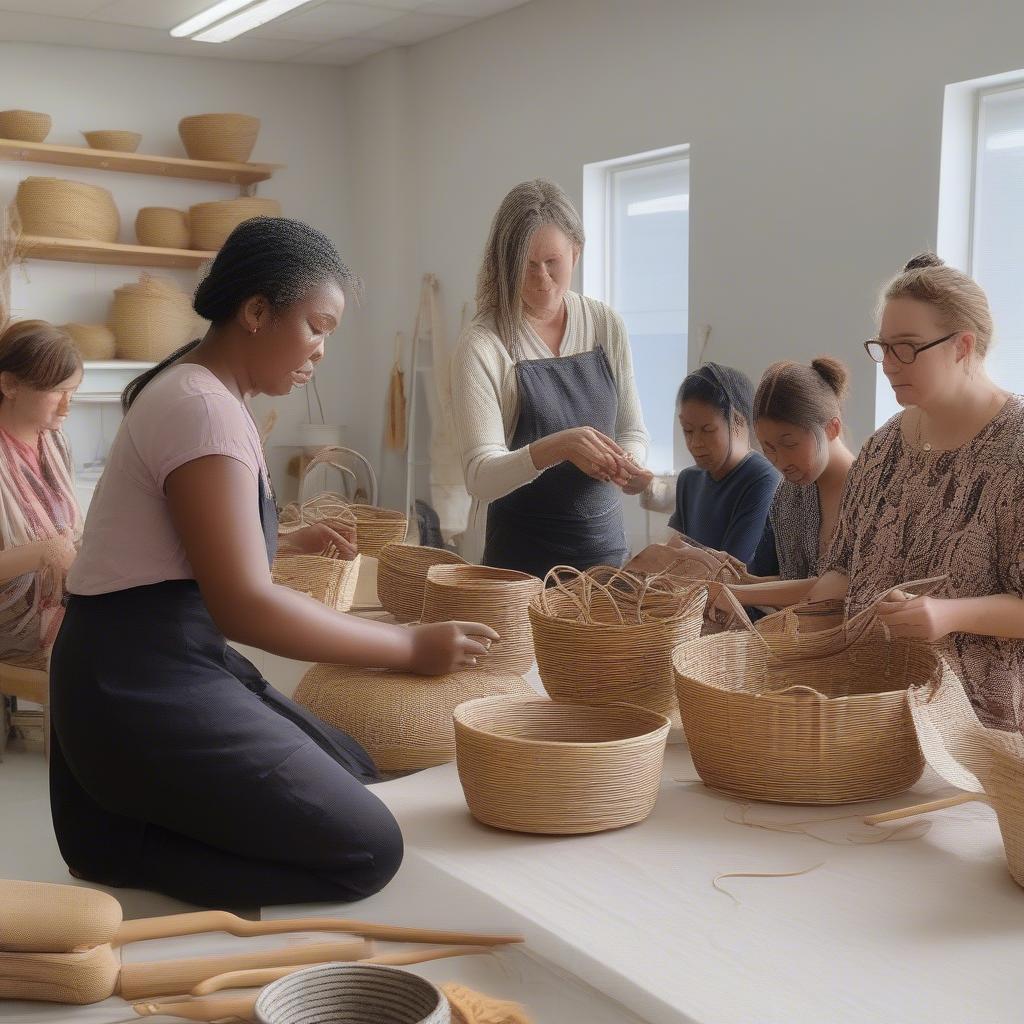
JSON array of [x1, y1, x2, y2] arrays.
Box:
[[188, 197, 281, 251], [109, 274, 203, 362], [0, 110, 50, 142], [377, 543, 466, 622], [60, 323, 115, 361], [135, 207, 189, 249], [755, 599, 847, 637], [454, 695, 670, 834], [82, 130, 141, 153], [16, 177, 119, 242], [422, 564, 541, 674], [348, 504, 408, 557], [178, 113, 260, 163], [671, 580, 945, 805], [528, 566, 707, 719], [295, 666, 534, 773]]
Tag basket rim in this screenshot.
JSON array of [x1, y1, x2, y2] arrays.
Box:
[[453, 695, 670, 748], [427, 563, 538, 587], [528, 601, 699, 630]]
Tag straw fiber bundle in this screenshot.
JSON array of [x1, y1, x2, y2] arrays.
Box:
[[0, 110, 50, 142], [377, 542, 466, 622], [82, 130, 141, 153], [16, 177, 119, 242], [422, 565, 541, 674], [135, 207, 189, 249], [178, 113, 260, 163], [671, 580, 946, 805], [453, 695, 670, 834], [294, 665, 534, 773], [188, 197, 281, 251], [60, 323, 115, 361], [108, 275, 204, 362], [528, 566, 707, 719]]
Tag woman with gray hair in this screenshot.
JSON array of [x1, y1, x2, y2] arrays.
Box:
[[451, 179, 652, 578]]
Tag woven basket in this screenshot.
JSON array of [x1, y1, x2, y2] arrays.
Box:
[[295, 666, 534, 773], [272, 553, 361, 613], [453, 696, 670, 834], [671, 580, 944, 805], [755, 599, 847, 637], [528, 566, 707, 719], [108, 274, 204, 362], [60, 323, 115, 361], [376, 543, 466, 622], [82, 130, 141, 153], [188, 198, 281, 252], [422, 565, 541, 674], [0, 110, 50, 142], [178, 113, 260, 163], [16, 177, 119, 243], [348, 504, 408, 557], [135, 207, 189, 249]]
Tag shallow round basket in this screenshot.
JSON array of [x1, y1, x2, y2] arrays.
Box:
[[16, 177, 119, 242], [82, 130, 141, 153], [294, 665, 534, 773], [188, 197, 281, 251], [376, 543, 466, 622], [272, 552, 361, 613], [60, 322, 115, 361], [0, 110, 50, 142], [422, 564, 541, 674], [255, 963, 449, 1024], [135, 207, 189, 249], [453, 695, 670, 834], [347, 504, 408, 557], [178, 113, 260, 163]]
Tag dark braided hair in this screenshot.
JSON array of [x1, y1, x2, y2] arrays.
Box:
[[676, 362, 754, 463], [122, 217, 355, 412]]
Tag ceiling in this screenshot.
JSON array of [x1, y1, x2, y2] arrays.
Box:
[[0, 0, 531, 66]]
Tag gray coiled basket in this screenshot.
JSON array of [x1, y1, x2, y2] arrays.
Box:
[[255, 963, 450, 1024]]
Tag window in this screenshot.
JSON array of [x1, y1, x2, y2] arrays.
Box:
[[584, 147, 689, 473]]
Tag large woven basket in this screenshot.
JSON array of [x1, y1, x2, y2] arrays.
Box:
[[179, 113, 260, 163], [82, 130, 141, 153], [671, 580, 944, 805], [528, 566, 707, 719], [0, 110, 50, 142], [60, 323, 115, 361], [422, 565, 541, 674], [135, 207, 189, 249], [377, 543, 466, 622], [16, 177, 119, 242], [453, 695, 670, 834], [189, 198, 281, 251], [295, 666, 534, 773], [108, 275, 204, 362]]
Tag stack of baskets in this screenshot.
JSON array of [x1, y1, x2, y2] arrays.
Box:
[[108, 275, 204, 362], [376, 543, 466, 622], [16, 177, 119, 243]]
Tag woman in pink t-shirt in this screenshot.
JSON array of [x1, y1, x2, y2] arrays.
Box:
[[49, 217, 496, 908]]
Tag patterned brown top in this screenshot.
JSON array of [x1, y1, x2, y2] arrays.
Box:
[[822, 395, 1024, 732]]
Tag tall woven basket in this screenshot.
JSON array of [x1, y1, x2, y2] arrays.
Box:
[[453, 695, 670, 834], [422, 565, 541, 674], [528, 566, 707, 719], [294, 666, 535, 774], [108, 275, 204, 362], [16, 177, 119, 242], [671, 579, 944, 805], [376, 543, 466, 622]]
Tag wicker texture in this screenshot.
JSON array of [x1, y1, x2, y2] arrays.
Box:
[[82, 130, 141, 152], [755, 599, 847, 637], [294, 665, 534, 773], [272, 553, 361, 613], [377, 543, 466, 622], [528, 566, 707, 718], [255, 963, 449, 1024], [422, 565, 541, 674], [188, 197, 281, 251], [108, 274, 204, 362], [0, 879, 122, 954], [0, 110, 50, 142], [348, 503, 408, 557], [454, 695, 670, 834], [135, 207, 189, 249], [60, 322, 115, 360], [16, 176, 119, 242], [179, 113, 260, 163]]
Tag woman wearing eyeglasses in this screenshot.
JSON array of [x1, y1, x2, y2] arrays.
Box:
[[729, 253, 1024, 732]]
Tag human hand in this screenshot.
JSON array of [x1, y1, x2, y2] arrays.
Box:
[[619, 461, 655, 495], [279, 518, 358, 560], [553, 427, 634, 485], [409, 620, 502, 675], [875, 592, 956, 642]]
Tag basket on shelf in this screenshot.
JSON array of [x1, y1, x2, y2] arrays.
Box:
[[0, 110, 50, 143], [135, 207, 189, 249], [188, 197, 281, 251], [108, 274, 205, 362], [16, 177, 119, 243], [82, 130, 141, 153], [422, 564, 541, 674], [178, 113, 260, 163], [453, 695, 670, 834], [60, 323, 115, 361], [376, 543, 466, 622]]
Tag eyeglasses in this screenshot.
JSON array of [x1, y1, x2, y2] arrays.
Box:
[[863, 331, 958, 365]]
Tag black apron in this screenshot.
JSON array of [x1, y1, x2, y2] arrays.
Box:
[[483, 346, 627, 579]]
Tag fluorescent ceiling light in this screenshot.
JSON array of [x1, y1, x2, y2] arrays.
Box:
[[627, 194, 689, 216], [170, 0, 255, 38], [191, 0, 315, 42]]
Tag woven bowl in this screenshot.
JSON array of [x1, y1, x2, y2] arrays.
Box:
[[454, 696, 670, 834], [82, 130, 141, 153], [188, 197, 281, 251], [255, 963, 449, 1024], [0, 110, 50, 142], [16, 177, 119, 243], [376, 543, 466, 622], [422, 564, 541, 674], [294, 665, 534, 774], [135, 207, 189, 249], [178, 113, 260, 163], [60, 323, 115, 361], [347, 504, 409, 557]]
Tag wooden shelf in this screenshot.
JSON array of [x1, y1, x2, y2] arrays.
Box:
[[0, 138, 281, 185], [17, 235, 215, 268]]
